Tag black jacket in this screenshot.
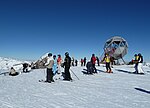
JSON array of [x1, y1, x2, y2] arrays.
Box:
[[86, 61, 93, 69], [64, 56, 71, 67], [138, 55, 143, 63]]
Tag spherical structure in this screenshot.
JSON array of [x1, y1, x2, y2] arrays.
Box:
[[104, 36, 128, 60]]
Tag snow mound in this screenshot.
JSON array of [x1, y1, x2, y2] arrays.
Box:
[[0, 57, 31, 71]]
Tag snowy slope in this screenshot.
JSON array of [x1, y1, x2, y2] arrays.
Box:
[[0, 64, 150, 108]]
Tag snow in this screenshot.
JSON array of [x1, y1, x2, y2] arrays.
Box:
[[145, 62, 150, 67], [0, 62, 150, 108], [0, 57, 22, 72], [0, 57, 31, 74]]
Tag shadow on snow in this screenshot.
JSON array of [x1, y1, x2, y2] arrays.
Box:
[[135, 88, 150, 94], [81, 69, 106, 75], [116, 69, 134, 74]]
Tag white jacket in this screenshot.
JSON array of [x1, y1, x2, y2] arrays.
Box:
[[45, 56, 54, 69]]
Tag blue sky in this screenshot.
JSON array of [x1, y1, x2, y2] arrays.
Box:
[[0, 0, 150, 62]]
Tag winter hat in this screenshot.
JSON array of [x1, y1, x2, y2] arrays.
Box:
[[138, 53, 141, 56], [65, 52, 69, 56]]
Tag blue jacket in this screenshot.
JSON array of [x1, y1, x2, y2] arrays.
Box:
[[53, 59, 57, 74]]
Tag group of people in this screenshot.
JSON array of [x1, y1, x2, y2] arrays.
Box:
[[102, 53, 144, 74], [44, 52, 111, 82], [82, 56, 100, 67], [133, 53, 144, 74], [101, 53, 144, 74], [44, 52, 72, 83], [71, 57, 78, 66], [86, 53, 113, 74], [8, 52, 144, 79], [86, 54, 97, 74], [81, 57, 87, 66]]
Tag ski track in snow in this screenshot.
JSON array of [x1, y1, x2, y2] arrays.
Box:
[[0, 65, 150, 108]]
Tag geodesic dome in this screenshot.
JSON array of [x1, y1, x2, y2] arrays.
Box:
[[104, 36, 128, 60]]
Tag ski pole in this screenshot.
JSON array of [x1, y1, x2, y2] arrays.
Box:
[[70, 69, 79, 80]]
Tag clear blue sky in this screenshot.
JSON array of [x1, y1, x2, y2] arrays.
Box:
[[0, 0, 150, 62]]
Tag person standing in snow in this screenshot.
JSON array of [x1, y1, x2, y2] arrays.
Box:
[[103, 53, 112, 73], [45, 53, 54, 83], [75, 59, 78, 66], [63, 52, 72, 81], [137, 53, 144, 74], [81, 59, 84, 66], [134, 54, 138, 73], [71, 57, 75, 66], [57, 54, 62, 74], [96, 56, 100, 66], [53, 55, 58, 75], [91, 54, 97, 73], [84, 57, 87, 66]]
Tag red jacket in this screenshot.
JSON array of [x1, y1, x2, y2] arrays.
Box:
[[57, 57, 62, 65], [91, 56, 96, 64]]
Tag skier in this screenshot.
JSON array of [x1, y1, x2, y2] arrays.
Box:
[[91, 54, 97, 73], [103, 53, 112, 73], [137, 53, 144, 74], [86, 61, 93, 74], [134, 54, 138, 73], [84, 57, 86, 66], [44, 53, 54, 83], [57, 54, 62, 74], [63, 52, 72, 81], [53, 55, 58, 75], [75, 60, 78, 66], [81, 59, 84, 66], [53, 55, 62, 80], [9, 67, 19, 76], [96, 56, 100, 66], [71, 57, 75, 66]]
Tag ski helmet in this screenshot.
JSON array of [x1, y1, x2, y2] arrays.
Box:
[[53, 55, 56, 58], [65, 52, 69, 56], [92, 54, 95, 56]]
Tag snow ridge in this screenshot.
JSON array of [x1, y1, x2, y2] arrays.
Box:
[[0, 57, 30, 71]]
